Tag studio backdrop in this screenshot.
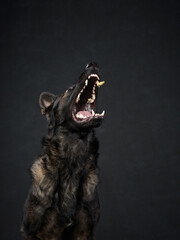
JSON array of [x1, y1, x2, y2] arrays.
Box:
[[0, 1, 180, 240]]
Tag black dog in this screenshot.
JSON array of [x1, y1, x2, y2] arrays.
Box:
[[21, 62, 105, 240]]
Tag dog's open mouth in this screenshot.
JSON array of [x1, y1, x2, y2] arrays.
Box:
[[72, 74, 105, 123]]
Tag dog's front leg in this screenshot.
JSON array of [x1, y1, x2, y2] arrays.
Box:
[[73, 168, 100, 240], [21, 158, 61, 240], [59, 174, 79, 226]]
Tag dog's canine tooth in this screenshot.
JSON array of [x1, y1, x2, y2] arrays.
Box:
[[96, 81, 105, 87], [85, 80, 88, 86], [101, 110, 105, 116], [92, 109, 95, 116]]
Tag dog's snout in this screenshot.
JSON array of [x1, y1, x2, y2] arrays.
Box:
[[86, 62, 99, 70]]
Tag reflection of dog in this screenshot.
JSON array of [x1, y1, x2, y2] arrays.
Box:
[[21, 62, 105, 240]]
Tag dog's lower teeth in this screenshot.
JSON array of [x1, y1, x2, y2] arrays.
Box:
[[76, 113, 86, 119], [95, 110, 105, 117]]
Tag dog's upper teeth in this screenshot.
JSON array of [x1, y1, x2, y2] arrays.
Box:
[[76, 93, 81, 103], [81, 85, 86, 92], [87, 91, 96, 103], [88, 74, 99, 80], [87, 98, 94, 103], [76, 78, 98, 104], [92, 109, 95, 116], [76, 84, 86, 103]]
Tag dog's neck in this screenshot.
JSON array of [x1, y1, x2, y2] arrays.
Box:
[[42, 126, 95, 164], [48, 125, 93, 139]]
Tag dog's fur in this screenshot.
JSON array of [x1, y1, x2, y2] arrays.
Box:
[[21, 62, 104, 240]]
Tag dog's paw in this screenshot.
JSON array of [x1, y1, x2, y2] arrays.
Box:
[[74, 234, 88, 240], [75, 238, 87, 240]]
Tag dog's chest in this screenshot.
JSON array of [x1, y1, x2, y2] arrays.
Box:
[[56, 137, 91, 211], [61, 135, 90, 165]]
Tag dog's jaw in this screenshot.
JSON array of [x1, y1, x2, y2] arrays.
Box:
[[72, 73, 105, 124]]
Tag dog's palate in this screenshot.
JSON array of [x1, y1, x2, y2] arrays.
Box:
[[75, 74, 104, 105]]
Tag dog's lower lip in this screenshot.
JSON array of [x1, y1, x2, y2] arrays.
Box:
[[72, 110, 105, 123]]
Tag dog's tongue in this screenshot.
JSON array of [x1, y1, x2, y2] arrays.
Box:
[[76, 111, 92, 119]]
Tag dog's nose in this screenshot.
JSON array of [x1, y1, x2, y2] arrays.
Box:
[[86, 62, 99, 69]]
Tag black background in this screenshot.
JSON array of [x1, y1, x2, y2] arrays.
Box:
[[0, 1, 180, 240]]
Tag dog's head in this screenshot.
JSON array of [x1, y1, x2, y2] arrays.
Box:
[[39, 62, 105, 133]]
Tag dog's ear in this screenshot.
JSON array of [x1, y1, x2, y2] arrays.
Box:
[[39, 92, 56, 115]]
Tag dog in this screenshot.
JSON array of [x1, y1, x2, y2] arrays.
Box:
[[21, 62, 105, 240]]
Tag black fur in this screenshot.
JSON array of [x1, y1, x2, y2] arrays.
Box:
[[21, 62, 104, 240]]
